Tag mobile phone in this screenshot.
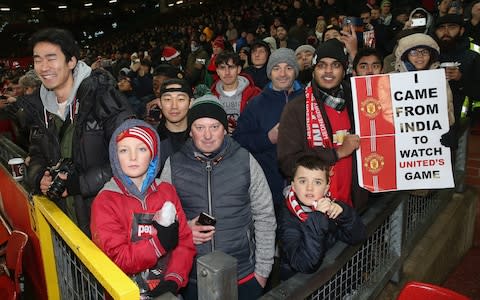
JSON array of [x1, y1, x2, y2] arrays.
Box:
[[149, 107, 161, 121], [342, 17, 364, 33], [411, 18, 426, 27], [198, 212, 216, 226]]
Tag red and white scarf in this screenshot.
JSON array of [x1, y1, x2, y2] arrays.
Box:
[[285, 186, 310, 222], [305, 85, 332, 149]]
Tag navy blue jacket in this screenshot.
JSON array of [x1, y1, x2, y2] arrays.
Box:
[[279, 200, 366, 279], [233, 81, 304, 205]]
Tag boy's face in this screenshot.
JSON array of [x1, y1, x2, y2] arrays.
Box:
[[117, 137, 152, 186], [216, 59, 241, 86], [292, 166, 330, 207]]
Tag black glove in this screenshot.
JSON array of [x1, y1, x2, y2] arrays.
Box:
[[152, 220, 179, 252], [65, 171, 81, 195], [146, 280, 178, 297], [440, 127, 458, 150]]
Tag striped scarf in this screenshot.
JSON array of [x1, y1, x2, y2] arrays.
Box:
[[285, 186, 313, 222]]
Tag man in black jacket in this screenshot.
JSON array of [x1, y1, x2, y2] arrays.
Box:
[[432, 14, 480, 147], [24, 28, 134, 235]]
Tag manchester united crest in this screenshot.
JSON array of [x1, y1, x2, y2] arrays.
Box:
[[364, 152, 385, 174], [360, 97, 382, 119]]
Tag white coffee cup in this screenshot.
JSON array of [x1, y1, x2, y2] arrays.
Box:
[[439, 62, 460, 68], [8, 157, 25, 181]]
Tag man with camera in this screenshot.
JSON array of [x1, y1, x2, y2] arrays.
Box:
[[22, 28, 134, 236], [160, 95, 276, 300]]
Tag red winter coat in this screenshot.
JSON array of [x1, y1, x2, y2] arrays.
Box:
[[91, 178, 195, 290]]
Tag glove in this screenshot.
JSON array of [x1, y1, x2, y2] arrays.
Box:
[[65, 171, 81, 195], [440, 127, 458, 150], [146, 280, 178, 297], [153, 220, 179, 252]]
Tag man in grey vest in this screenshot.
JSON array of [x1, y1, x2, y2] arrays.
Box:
[[160, 94, 276, 300]]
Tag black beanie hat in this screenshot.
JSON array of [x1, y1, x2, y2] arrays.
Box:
[[315, 39, 348, 69], [434, 14, 464, 28], [188, 94, 228, 131]]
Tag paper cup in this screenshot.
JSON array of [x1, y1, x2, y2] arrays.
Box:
[[8, 157, 25, 181], [335, 130, 348, 145], [439, 62, 460, 68]]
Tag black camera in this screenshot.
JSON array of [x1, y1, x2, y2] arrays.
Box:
[[47, 158, 75, 202]]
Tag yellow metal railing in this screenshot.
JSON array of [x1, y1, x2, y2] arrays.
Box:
[[33, 195, 139, 299]]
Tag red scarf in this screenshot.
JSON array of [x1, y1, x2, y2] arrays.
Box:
[[285, 186, 309, 222], [305, 85, 340, 198], [305, 86, 332, 149]]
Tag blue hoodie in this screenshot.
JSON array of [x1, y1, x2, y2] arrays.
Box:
[[233, 81, 304, 205]]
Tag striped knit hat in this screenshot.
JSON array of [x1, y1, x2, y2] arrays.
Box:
[[116, 126, 158, 158]]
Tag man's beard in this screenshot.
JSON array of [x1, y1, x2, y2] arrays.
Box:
[[437, 35, 459, 52]]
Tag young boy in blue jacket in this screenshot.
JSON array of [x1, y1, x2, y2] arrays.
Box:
[[279, 155, 367, 280]]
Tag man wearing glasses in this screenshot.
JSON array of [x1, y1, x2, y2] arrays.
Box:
[[433, 13, 480, 126]]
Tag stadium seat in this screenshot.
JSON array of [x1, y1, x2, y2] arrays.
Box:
[[397, 281, 470, 300], [0, 230, 28, 300]]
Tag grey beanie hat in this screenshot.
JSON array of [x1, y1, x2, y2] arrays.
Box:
[[295, 44, 316, 56], [266, 48, 299, 79]]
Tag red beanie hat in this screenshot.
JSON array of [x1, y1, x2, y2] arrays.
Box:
[[212, 37, 225, 50], [116, 126, 158, 158], [161, 46, 180, 61]]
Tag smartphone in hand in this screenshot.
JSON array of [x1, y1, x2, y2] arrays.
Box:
[[197, 212, 216, 226]]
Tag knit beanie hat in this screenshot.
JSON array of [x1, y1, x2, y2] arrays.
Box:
[[295, 44, 316, 56], [266, 48, 299, 79], [314, 38, 348, 69], [109, 119, 160, 199], [213, 36, 225, 50], [434, 14, 464, 28], [161, 46, 180, 62], [116, 125, 158, 158], [188, 94, 228, 131]]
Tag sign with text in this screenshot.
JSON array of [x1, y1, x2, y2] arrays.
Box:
[[351, 69, 454, 192]]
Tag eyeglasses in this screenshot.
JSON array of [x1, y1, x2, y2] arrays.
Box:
[[408, 49, 430, 57]]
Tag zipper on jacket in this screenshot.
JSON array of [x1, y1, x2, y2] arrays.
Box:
[[206, 160, 215, 252]]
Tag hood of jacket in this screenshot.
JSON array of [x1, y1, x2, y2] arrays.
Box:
[[214, 75, 251, 97], [408, 7, 433, 34], [395, 33, 440, 72], [40, 60, 92, 120], [109, 118, 161, 200]]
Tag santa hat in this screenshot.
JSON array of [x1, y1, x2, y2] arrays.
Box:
[[161, 46, 181, 61], [116, 126, 158, 158]]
